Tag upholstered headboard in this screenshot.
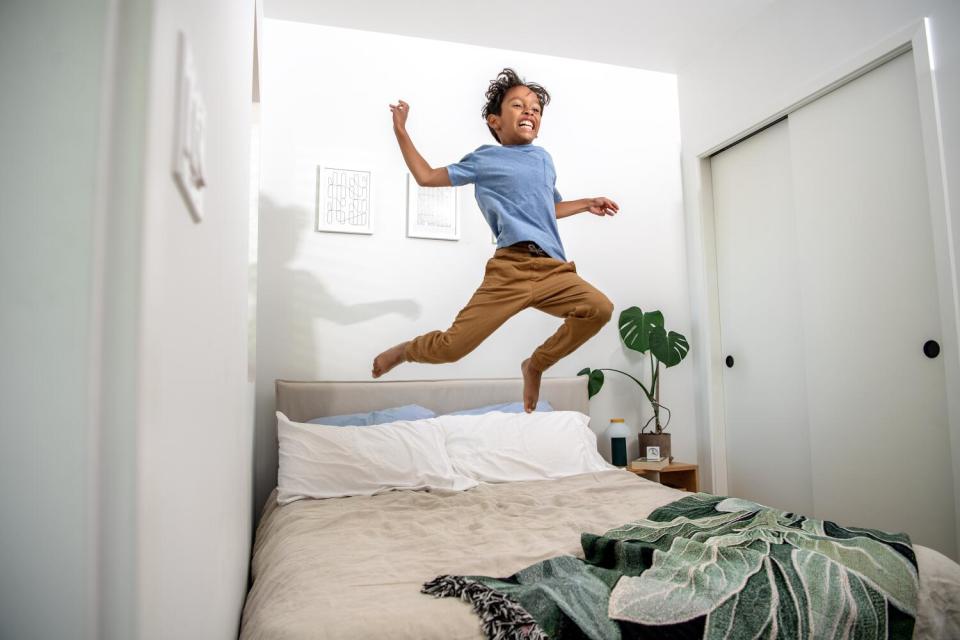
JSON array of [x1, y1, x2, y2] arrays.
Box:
[[275, 377, 589, 423]]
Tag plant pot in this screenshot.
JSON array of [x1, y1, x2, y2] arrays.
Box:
[[638, 432, 672, 462]]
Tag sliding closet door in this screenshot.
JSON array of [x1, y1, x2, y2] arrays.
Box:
[[712, 120, 814, 515], [788, 50, 954, 552]]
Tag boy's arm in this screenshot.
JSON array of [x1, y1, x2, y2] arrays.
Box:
[[555, 197, 619, 219], [391, 100, 452, 187]]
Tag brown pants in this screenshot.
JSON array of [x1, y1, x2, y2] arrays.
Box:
[[404, 246, 613, 372]]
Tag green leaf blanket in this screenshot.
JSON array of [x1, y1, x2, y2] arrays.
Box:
[[422, 493, 918, 640]]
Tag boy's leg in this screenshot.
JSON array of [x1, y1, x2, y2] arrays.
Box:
[[521, 261, 613, 409], [372, 256, 530, 377]]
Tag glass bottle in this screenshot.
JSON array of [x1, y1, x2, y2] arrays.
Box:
[[605, 418, 630, 467]]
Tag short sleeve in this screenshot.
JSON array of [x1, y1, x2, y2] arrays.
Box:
[[543, 150, 562, 202], [446, 151, 480, 186]]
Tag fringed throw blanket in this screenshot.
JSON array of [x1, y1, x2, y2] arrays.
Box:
[[422, 493, 918, 640]]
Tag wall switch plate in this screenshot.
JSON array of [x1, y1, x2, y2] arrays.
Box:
[[172, 31, 206, 222]]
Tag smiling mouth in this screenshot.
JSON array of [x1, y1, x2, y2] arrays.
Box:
[[519, 120, 535, 131]]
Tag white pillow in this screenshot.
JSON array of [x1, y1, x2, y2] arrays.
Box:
[[276, 412, 478, 504], [436, 411, 614, 483]]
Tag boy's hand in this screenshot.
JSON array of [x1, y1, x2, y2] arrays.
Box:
[[390, 99, 410, 131], [587, 197, 619, 216]]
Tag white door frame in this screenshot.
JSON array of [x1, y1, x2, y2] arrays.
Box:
[[692, 18, 960, 555]]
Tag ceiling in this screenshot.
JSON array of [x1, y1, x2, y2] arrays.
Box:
[[263, 0, 779, 74]]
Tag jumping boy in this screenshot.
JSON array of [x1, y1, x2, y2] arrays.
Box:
[[372, 68, 619, 412]]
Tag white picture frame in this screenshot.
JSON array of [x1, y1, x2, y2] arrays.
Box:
[[405, 173, 459, 240], [316, 166, 373, 234]]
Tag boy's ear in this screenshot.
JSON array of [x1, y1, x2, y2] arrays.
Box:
[[486, 113, 499, 131]]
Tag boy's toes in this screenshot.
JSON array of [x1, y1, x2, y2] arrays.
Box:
[[521, 358, 542, 413]]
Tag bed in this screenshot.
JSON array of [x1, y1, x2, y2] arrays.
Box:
[[239, 378, 960, 639]]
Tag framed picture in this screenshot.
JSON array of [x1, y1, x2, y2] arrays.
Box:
[[316, 166, 373, 234], [406, 173, 459, 240]]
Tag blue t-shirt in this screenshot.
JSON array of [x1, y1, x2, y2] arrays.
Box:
[[446, 144, 566, 261]]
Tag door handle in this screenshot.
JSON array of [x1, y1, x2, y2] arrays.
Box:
[[924, 340, 940, 359], [725, 355, 735, 368]]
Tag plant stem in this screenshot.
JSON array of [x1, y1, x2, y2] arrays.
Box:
[[655, 359, 661, 433], [649, 356, 660, 433], [650, 354, 656, 398], [597, 368, 653, 404]]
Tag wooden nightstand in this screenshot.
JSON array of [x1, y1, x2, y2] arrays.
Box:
[[628, 462, 699, 492]]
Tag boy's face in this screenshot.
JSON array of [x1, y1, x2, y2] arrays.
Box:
[[487, 85, 542, 146]]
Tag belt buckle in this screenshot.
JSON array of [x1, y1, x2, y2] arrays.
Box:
[[527, 243, 546, 257]]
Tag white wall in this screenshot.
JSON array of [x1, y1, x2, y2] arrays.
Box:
[[255, 20, 691, 513], [135, 0, 255, 637], [1, 0, 256, 638], [677, 1, 960, 518], [0, 1, 110, 637]]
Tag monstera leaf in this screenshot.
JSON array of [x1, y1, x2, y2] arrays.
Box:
[[650, 329, 690, 367], [577, 368, 605, 399], [618, 307, 662, 354]]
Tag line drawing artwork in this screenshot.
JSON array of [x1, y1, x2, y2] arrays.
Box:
[[316, 167, 373, 234], [406, 173, 459, 240]]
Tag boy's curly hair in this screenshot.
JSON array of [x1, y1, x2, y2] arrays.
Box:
[[481, 68, 551, 143]]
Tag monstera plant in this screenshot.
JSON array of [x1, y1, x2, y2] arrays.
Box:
[[579, 306, 690, 436]]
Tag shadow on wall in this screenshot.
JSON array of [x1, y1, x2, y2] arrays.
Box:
[[264, 194, 420, 319], [252, 196, 422, 520]]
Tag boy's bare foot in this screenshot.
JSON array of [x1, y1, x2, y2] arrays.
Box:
[[372, 342, 409, 378], [521, 358, 542, 413]]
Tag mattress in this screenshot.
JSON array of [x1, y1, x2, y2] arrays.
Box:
[[240, 470, 960, 639]]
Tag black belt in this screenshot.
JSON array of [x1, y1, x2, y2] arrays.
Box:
[[509, 242, 549, 257]]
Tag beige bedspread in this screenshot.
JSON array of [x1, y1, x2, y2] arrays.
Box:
[[240, 470, 960, 639]]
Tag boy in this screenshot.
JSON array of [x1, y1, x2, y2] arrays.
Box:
[[372, 68, 618, 412]]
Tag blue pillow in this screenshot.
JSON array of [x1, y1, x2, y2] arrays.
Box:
[[444, 401, 554, 416], [306, 404, 436, 426]]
